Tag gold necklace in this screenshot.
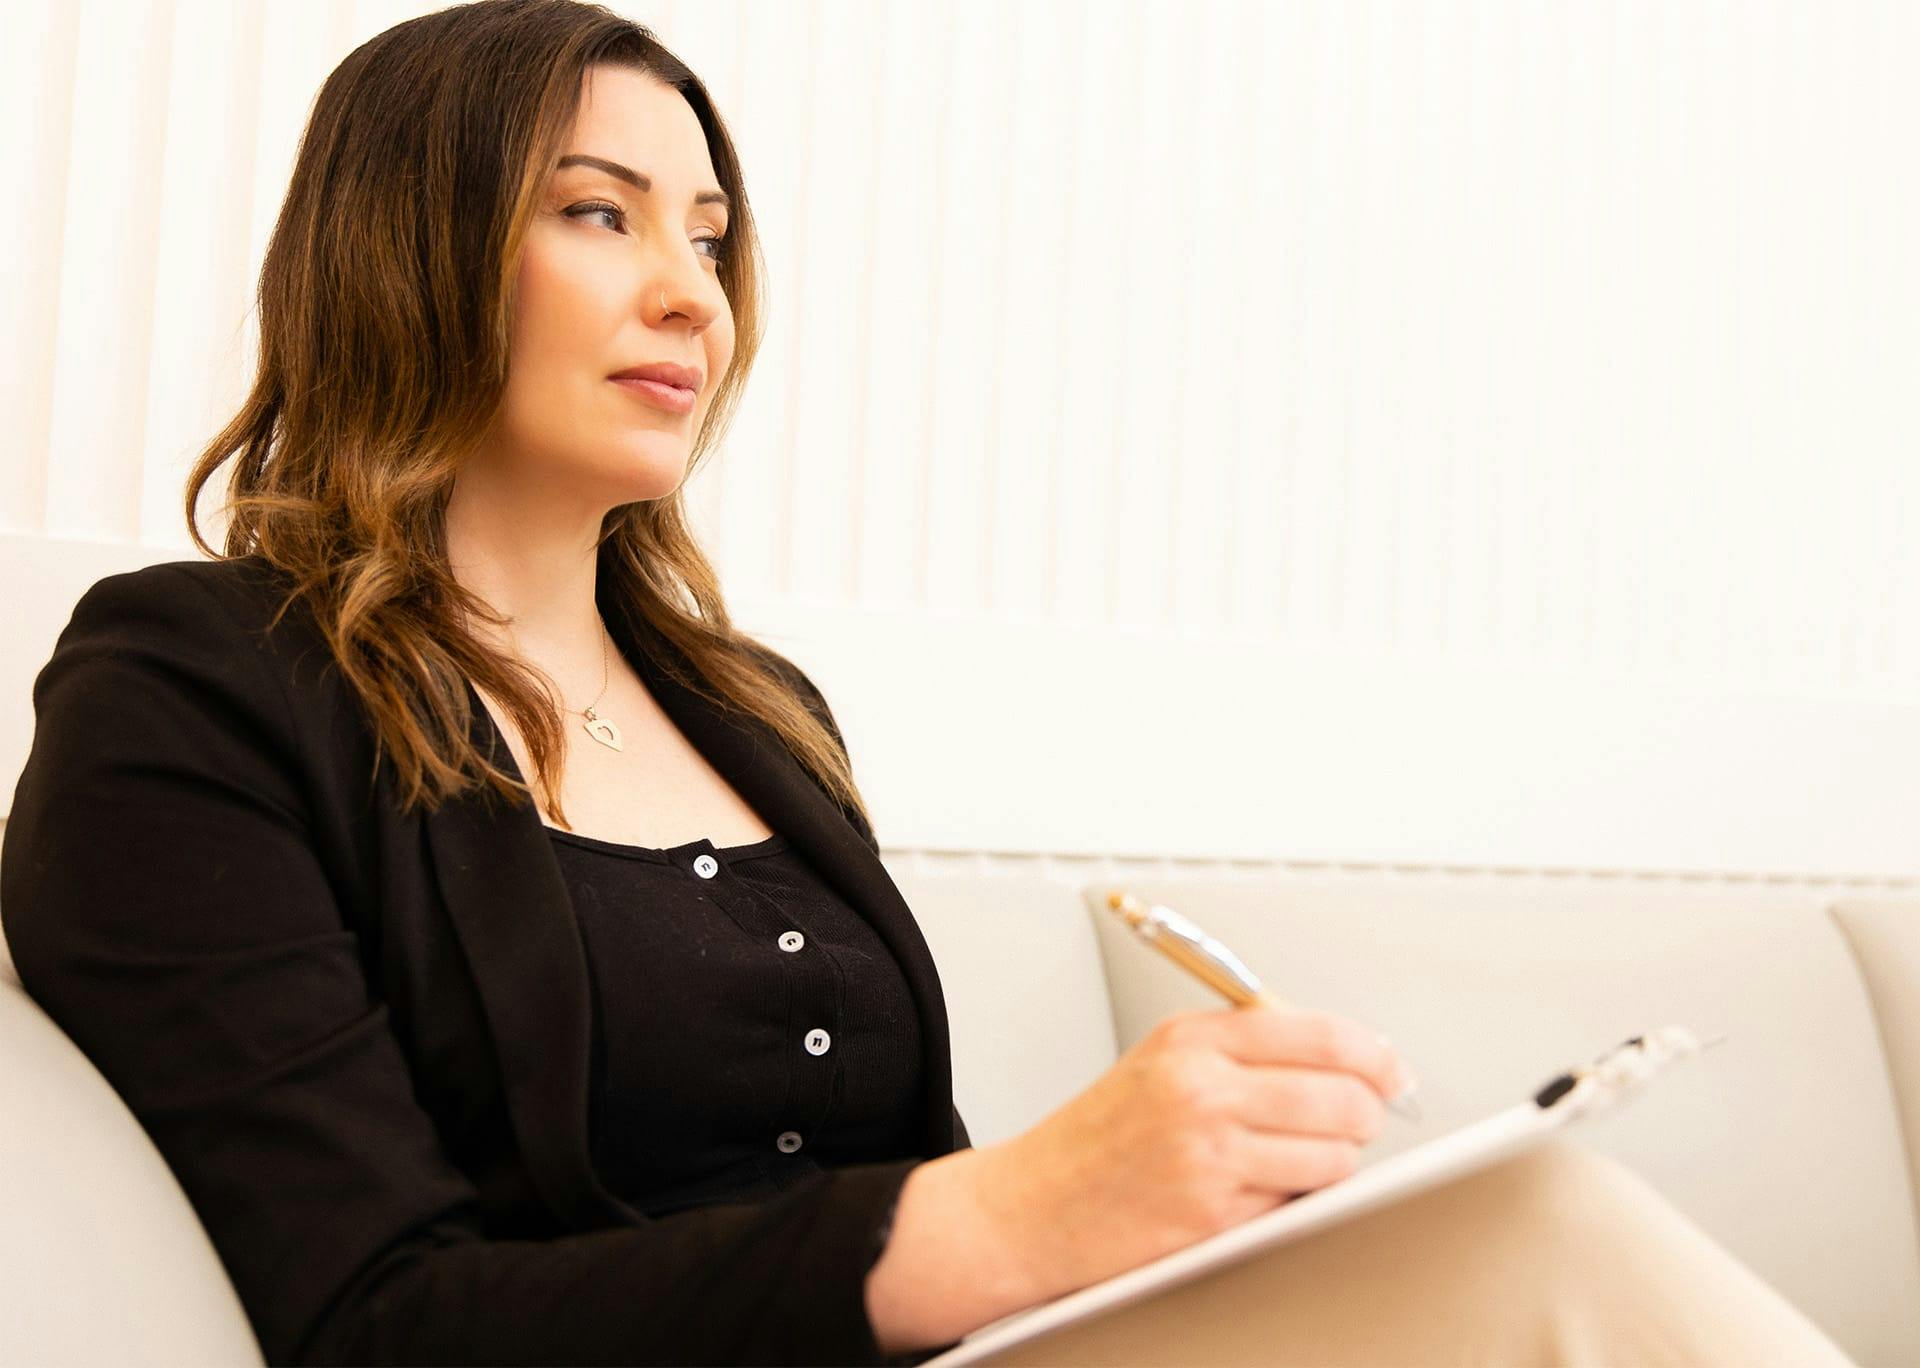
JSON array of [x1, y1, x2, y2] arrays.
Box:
[[496, 614, 624, 751], [574, 620, 623, 751]]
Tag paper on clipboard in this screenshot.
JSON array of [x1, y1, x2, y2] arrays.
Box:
[[919, 1025, 1710, 1368]]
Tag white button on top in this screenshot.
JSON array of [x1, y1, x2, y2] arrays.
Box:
[[804, 1028, 832, 1056], [778, 931, 805, 952], [692, 853, 719, 878], [776, 1130, 803, 1153]]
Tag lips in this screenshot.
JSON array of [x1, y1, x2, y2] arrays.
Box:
[[609, 361, 703, 392]]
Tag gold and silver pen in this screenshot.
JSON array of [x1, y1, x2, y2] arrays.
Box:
[[1105, 889, 1423, 1121]]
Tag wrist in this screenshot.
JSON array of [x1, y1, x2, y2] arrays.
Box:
[[864, 1142, 1053, 1355]]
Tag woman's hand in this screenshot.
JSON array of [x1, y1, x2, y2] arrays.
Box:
[[964, 1001, 1417, 1307]]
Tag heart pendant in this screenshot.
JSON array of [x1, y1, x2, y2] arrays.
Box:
[[582, 713, 623, 751]]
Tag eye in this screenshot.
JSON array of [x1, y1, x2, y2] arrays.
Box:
[[564, 201, 730, 265], [565, 200, 627, 232]]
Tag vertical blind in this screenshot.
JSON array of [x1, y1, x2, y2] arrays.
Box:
[[3, 0, 1914, 872]]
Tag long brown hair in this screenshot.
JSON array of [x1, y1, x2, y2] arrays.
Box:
[[183, 0, 873, 839]]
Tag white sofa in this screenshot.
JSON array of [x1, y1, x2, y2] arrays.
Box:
[[4, 849, 1919, 1365]]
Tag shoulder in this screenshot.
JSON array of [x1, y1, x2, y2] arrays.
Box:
[[733, 635, 843, 737], [16, 558, 319, 855], [736, 634, 816, 697], [66, 555, 297, 634], [53, 555, 321, 678], [35, 556, 323, 740]]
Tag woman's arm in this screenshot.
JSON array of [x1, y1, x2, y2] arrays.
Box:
[[864, 1144, 1055, 1358], [0, 565, 920, 1366]]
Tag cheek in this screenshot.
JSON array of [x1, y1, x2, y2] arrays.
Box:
[[495, 268, 608, 463], [510, 270, 576, 374], [507, 238, 618, 389], [704, 315, 738, 394]]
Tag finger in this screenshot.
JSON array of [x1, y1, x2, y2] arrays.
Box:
[[1217, 1003, 1405, 1106], [1230, 1126, 1364, 1198], [1231, 1066, 1388, 1145]]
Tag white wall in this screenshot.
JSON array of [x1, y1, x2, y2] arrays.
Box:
[[3, 0, 1916, 884]]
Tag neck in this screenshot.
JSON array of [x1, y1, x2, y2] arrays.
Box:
[[443, 476, 610, 689]]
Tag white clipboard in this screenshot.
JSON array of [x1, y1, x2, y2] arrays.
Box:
[[920, 1025, 1715, 1367]]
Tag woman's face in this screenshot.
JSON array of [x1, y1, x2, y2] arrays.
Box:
[[489, 66, 735, 511]]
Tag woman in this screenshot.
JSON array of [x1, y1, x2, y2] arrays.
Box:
[[0, 2, 1860, 1364]]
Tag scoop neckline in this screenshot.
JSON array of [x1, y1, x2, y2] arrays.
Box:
[[541, 824, 790, 864]]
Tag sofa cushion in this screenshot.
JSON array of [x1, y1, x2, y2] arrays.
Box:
[[1827, 898, 1920, 1245], [891, 867, 1120, 1150], [1080, 874, 1920, 1368], [0, 970, 264, 1365]]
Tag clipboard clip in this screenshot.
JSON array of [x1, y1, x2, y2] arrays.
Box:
[[1533, 1026, 1728, 1117]]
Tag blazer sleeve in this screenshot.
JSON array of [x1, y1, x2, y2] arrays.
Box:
[[749, 642, 973, 1156], [0, 565, 934, 1368]]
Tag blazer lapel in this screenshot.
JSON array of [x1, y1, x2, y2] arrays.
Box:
[[424, 591, 963, 1232], [423, 696, 637, 1231]]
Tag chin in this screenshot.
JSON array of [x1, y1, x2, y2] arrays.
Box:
[[600, 452, 690, 503]]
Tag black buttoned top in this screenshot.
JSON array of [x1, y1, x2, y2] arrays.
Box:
[[544, 825, 928, 1219]]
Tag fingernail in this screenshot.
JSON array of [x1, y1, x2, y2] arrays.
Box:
[[1377, 1034, 1415, 1097], [1388, 1083, 1423, 1120], [1388, 1064, 1422, 1117]]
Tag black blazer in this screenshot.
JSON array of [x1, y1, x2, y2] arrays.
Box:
[[1, 555, 972, 1367]]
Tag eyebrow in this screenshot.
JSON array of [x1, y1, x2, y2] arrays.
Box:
[[554, 154, 730, 213]]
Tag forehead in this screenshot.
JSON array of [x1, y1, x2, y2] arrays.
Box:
[[567, 66, 715, 179]]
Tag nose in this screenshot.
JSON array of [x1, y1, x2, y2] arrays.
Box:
[[653, 260, 724, 333]]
